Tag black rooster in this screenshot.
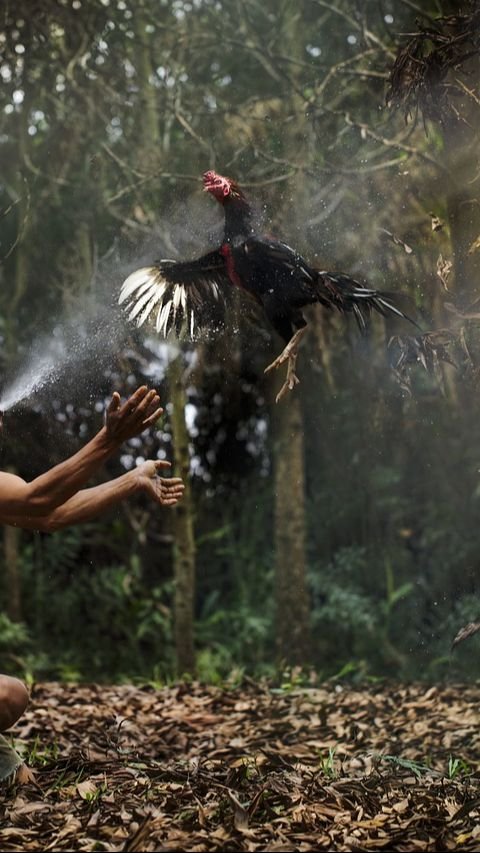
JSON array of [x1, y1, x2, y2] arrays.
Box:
[[120, 171, 416, 401]]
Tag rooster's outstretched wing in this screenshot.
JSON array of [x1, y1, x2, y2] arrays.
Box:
[[119, 249, 231, 339]]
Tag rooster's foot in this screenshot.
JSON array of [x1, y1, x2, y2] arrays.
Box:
[[264, 327, 307, 376], [264, 328, 306, 403], [275, 366, 300, 403], [264, 347, 294, 374]]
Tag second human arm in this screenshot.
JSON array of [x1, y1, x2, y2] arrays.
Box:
[[1, 461, 185, 532], [0, 386, 163, 519]]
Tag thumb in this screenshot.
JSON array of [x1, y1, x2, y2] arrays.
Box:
[[154, 460, 171, 471], [107, 392, 121, 414]]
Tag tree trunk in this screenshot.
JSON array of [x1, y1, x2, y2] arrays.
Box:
[[443, 108, 480, 307], [169, 354, 196, 675], [268, 11, 313, 669], [273, 392, 311, 665], [133, 0, 159, 167], [438, 46, 480, 387], [4, 518, 22, 624], [7, 34, 32, 332]]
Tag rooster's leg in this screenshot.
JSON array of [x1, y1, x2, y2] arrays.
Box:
[[275, 352, 301, 403], [264, 327, 307, 403]]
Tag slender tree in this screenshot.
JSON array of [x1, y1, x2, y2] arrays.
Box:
[[169, 354, 196, 675], [387, 1, 480, 306], [3, 523, 22, 624], [273, 391, 311, 665]]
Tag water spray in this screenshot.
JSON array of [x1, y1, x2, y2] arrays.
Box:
[[0, 358, 60, 412]]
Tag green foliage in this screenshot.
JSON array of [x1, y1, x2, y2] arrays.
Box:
[[14, 528, 176, 681], [317, 747, 338, 779], [0, 612, 30, 651], [20, 736, 60, 769], [0, 612, 32, 680], [309, 547, 414, 676], [0, 0, 479, 687], [277, 666, 315, 692], [447, 755, 471, 780], [373, 754, 432, 779]]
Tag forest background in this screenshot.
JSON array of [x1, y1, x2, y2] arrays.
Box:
[[0, 0, 479, 688]]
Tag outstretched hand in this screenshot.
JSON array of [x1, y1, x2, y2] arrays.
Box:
[[135, 460, 185, 506], [105, 386, 163, 443]]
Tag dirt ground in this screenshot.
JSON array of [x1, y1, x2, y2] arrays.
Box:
[[1, 679, 479, 851]]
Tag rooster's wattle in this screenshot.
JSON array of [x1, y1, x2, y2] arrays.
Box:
[[119, 170, 415, 401]]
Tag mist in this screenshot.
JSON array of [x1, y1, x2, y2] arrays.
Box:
[[1, 0, 480, 702]]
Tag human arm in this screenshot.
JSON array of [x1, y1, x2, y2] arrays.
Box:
[[1, 461, 185, 532], [0, 386, 163, 519]]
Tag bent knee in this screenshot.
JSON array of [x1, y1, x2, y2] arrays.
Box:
[[0, 676, 29, 731]]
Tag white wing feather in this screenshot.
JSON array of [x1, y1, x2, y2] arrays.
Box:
[[119, 268, 156, 303], [128, 285, 158, 322], [173, 285, 183, 310], [119, 261, 226, 339], [157, 299, 173, 336], [137, 294, 162, 327]]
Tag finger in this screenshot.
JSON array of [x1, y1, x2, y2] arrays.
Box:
[[143, 399, 163, 416], [154, 460, 171, 470], [162, 486, 184, 496], [142, 407, 164, 426], [123, 386, 149, 411], [136, 389, 159, 413], [132, 385, 149, 399], [143, 399, 162, 419]]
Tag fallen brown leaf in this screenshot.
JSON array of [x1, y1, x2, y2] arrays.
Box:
[[0, 681, 479, 851], [452, 622, 480, 649]]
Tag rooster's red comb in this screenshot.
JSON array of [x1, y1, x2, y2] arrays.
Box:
[[203, 170, 233, 199]]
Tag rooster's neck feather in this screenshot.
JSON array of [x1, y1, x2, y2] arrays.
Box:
[[223, 193, 255, 243]]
